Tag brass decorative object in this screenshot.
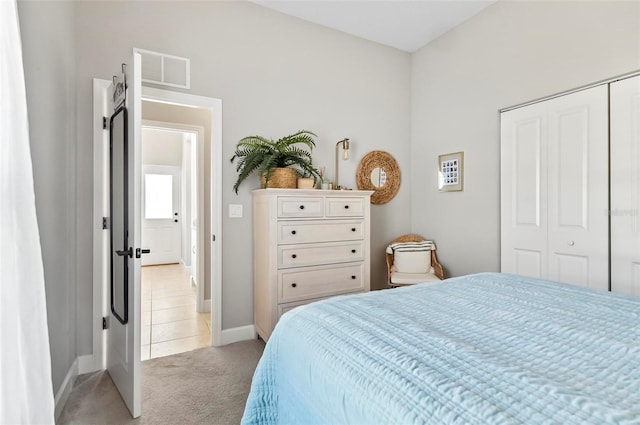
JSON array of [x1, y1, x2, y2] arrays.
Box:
[[334, 138, 350, 189], [356, 150, 400, 204]]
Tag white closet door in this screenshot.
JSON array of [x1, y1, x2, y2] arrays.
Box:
[[501, 85, 608, 290], [501, 103, 548, 278], [546, 86, 609, 291], [611, 75, 640, 295]]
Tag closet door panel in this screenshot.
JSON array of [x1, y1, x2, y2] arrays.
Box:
[[547, 86, 609, 290], [501, 105, 547, 278], [611, 75, 640, 295], [555, 254, 589, 285], [513, 249, 543, 278]]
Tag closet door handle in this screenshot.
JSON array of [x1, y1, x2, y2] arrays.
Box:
[[115, 247, 133, 258], [344, 205, 349, 209], [291, 283, 297, 288], [351, 275, 356, 280], [351, 228, 356, 232], [299, 205, 305, 210], [351, 249, 356, 253], [291, 254, 297, 259], [291, 230, 297, 235]]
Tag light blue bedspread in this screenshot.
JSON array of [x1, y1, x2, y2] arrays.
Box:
[[242, 273, 640, 424]]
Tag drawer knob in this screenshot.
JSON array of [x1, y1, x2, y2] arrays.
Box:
[[299, 205, 305, 210], [291, 283, 297, 288], [351, 275, 356, 280], [351, 249, 356, 253], [291, 230, 296, 235], [292, 254, 297, 259], [351, 228, 356, 232], [344, 205, 349, 209]]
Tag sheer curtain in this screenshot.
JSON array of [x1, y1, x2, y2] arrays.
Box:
[[0, 0, 55, 423]]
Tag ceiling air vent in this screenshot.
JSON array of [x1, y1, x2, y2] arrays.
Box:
[[134, 48, 190, 89]]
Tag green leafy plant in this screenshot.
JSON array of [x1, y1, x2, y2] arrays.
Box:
[[297, 169, 313, 178], [230, 130, 322, 193]]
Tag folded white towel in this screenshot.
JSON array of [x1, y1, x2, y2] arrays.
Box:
[[386, 241, 435, 254]]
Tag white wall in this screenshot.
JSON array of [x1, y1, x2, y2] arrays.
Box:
[[17, 1, 77, 397], [181, 133, 193, 268], [410, 0, 640, 277], [142, 128, 183, 166], [72, 0, 412, 352]]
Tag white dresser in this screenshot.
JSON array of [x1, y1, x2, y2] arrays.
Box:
[[252, 189, 373, 341]]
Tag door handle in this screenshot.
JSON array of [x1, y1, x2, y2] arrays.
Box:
[[115, 247, 133, 258]]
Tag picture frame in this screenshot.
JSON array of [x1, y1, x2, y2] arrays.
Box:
[[438, 151, 464, 192]]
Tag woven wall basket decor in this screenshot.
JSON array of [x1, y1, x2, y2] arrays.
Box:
[[356, 150, 401, 204]]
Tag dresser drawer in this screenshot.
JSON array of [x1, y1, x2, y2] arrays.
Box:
[[278, 220, 364, 244], [326, 197, 365, 217], [277, 197, 323, 218], [278, 241, 365, 268], [278, 263, 364, 303], [278, 299, 320, 318]]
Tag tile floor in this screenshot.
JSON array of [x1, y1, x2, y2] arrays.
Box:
[[141, 263, 211, 360]]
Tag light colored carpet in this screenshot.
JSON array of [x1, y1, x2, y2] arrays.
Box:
[[58, 339, 265, 425]]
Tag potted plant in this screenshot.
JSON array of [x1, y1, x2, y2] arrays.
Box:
[[231, 130, 322, 193]]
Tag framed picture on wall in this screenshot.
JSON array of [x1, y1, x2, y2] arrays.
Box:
[[438, 151, 464, 192]]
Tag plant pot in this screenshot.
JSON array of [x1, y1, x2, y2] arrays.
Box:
[[260, 167, 297, 189], [297, 178, 315, 189]]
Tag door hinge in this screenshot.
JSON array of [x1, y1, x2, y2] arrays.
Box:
[[102, 317, 109, 330], [102, 217, 109, 230], [103, 116, 107, 129]]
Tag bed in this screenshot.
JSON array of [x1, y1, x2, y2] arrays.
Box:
[[241, 273, 640, 424]]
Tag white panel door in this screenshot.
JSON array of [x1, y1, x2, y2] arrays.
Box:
[[501, 85, 608, 290], [501, 103, 548, 278], [546, 86, 608, 291], [107, 52, 142, 418], [142, 164, 181, 266], [611, 75, 640, 295]]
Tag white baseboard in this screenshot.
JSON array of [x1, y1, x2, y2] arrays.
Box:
[[220, 324, 256, 345], [203, 298, 211, 313], [54, 354, 97, 420], [77, 354, 97, 374], [180, 258, 191, 272], [54, 358, 78, 421]]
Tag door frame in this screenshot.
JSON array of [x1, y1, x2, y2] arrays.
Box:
[[141, 120, 206, 312], [92, 80, 223, 370]]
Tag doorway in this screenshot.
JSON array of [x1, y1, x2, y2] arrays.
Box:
[[140, 121, 209, 359], [138, 88, 223, 347]]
